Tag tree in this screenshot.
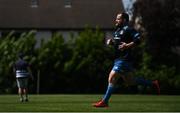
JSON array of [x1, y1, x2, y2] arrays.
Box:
[[0, 31, 36, 93], [132, 0, 180, 94], [133, 0, 180, 67], [64, 28, 113, 93]]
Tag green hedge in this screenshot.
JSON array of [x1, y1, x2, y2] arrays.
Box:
[[0, 29, 179, 94]]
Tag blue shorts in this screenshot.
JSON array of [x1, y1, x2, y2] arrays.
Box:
[[112, 59, 133, 74]]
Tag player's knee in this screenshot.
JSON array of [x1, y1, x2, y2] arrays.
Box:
[[108, 77, 116, 84]]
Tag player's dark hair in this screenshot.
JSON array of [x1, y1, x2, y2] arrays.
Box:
[[121, 12, 129, 22]]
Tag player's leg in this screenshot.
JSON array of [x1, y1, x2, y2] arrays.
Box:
[[134, 77, 152, 86], [93, 59, 123, 107], [102, 70, 119, 103], [18, 88, 23, 102], [121, 61, 160, 95], [93, 70, 119, 107], [16, 78, 24, 102], [23, 78, 29, 102], [23, 88, 28, 102], [134, 77, 160, 94]]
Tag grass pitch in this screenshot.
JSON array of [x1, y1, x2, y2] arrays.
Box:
[[0, 94, 179, 112]]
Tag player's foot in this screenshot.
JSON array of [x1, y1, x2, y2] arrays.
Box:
[[25, 98, 29, 102], [92, 100, 108, 107], [20, 98, 23, 102], [152, 80, 160, 95]]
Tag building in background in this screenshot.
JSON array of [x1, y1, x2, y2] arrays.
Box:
[[0, 0, 124, 41]]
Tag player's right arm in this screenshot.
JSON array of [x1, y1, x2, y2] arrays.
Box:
[[27, 65, 34, 81], [106, 38, 114, 45]]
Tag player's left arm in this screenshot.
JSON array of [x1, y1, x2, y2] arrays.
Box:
[[27, 63, 34, 81], [119, 29, 140, 50], [118, 41, 135, 50]]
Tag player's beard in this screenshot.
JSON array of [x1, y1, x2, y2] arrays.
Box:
[[115, 22, 127, 29], [115, 24, 122, 29]]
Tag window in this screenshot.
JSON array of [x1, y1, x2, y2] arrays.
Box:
[[64, 0, 72, 8], [31, 0, 39, 8]]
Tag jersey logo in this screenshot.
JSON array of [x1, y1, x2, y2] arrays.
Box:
[[114, 66, 119, 70], [114, 34, 120, 40], [120, 30, 124, 35]]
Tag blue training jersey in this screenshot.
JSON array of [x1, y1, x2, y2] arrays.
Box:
[[14, 59, 30, 78], [113, 24, 140, 61]]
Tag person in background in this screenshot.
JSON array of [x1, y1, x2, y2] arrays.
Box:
[[93, 12, 160, 108], [14, 52, 33, 102]]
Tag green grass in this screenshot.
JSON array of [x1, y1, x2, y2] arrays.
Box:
[[0, 94, 179, 112]]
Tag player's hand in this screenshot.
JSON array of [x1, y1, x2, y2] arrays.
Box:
[[118, 42, 128, 50], [106, 39, 113, 45]]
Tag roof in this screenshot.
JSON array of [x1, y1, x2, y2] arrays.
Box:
[[0, 0, 124, 29]]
